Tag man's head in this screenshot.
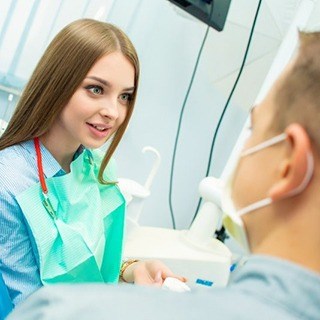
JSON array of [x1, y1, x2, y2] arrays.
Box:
[[272, 32, 320, 152], [228, 31, 320, 271]]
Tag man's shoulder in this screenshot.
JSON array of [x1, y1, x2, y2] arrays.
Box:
[[7, 283, 291, 320]]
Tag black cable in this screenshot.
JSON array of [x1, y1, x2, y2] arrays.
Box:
[[190, 0, 263, 226], [168, 3, 215, 229]]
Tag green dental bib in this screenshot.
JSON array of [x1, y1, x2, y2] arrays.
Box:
[[16, 149, 125, 285]]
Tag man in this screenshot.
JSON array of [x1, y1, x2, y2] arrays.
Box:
[[7, 31, 320, 320]]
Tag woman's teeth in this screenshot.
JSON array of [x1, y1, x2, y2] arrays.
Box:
[[91, 124, 106, 131]]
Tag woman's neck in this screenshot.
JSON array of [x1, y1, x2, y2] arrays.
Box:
[[39, 130, 80, 173]]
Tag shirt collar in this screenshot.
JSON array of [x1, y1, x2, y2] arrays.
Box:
[[21, 140, 84, 178]]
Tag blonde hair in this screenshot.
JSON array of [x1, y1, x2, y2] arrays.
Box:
[[0, 19, 139, 183], [272, 31, 320, 151]]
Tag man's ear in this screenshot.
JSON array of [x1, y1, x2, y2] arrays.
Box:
[[269, 123, 313, 200]]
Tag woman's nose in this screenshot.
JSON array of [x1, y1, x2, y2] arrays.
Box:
[[100, 97, 119, 120]]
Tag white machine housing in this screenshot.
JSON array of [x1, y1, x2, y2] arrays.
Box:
[[118, 150, 232, 289]]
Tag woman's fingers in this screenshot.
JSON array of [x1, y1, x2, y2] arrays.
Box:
[[132, 260, 187, 286]]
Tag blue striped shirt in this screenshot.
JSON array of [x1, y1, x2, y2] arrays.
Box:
[[0, 140, 66, 306]]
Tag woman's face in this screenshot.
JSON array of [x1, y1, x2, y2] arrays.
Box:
[[55, 51, 135, 150]]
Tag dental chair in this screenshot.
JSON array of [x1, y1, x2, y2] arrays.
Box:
[[0, 271, 13, 320]]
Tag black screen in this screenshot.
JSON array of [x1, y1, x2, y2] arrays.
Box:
[[168, 0, 232, 31]]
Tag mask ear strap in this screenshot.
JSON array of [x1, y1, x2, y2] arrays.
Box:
[[238, 152, 314, 216], [237, 133, 313, 217], [241, 133, 287, 157], [238, 198, 272, 216], [286, 152, 314, 197]]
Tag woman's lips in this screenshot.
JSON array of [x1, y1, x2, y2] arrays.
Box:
[[86, 122, 112, 138]]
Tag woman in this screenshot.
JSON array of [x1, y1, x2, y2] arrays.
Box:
[[0, 19, 182, 306]]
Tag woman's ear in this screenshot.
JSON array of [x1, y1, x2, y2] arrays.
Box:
[[269, 123, 313, 200]]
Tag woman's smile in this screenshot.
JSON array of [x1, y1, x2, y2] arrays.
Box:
[[86, 122, 112, 138]]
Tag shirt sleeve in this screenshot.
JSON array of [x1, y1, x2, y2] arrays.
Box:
[[0, 187, 42, 306]]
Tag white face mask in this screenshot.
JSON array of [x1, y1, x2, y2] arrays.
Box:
[[221, 132, 314, 254]]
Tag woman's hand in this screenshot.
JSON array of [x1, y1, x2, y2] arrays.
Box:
[[122, 259, 186, 286]]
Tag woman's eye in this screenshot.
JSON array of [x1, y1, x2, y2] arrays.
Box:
[[86, 85, 103, 95], [119, 93, 132, 104]]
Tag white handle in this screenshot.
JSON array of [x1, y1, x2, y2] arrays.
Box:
[[142, 146, 161, 190]]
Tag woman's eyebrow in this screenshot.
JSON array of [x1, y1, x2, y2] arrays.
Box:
[[86, 76, 110, 87], [86, 76, 135, 91]]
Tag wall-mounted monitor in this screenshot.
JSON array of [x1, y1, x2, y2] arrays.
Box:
[[168, 0, 232, 31]]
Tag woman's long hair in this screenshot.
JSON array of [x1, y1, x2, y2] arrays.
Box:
[[0, 19, 139, 183]]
